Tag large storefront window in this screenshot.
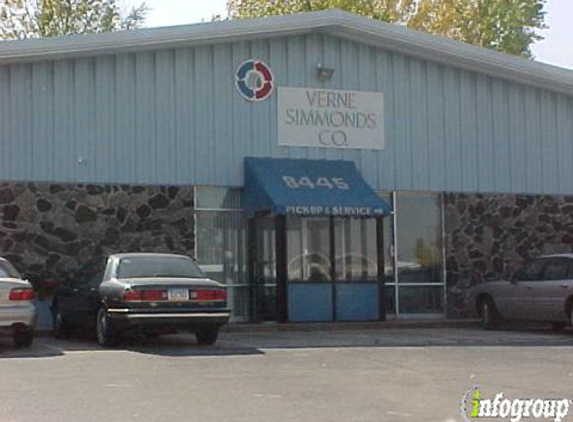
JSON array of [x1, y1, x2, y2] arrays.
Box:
[[195, 187, 446, 322], [195, 187, 249, 322], [395, 192, 445, 316]]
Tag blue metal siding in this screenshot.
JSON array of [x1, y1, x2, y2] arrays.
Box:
[[0, 33, 572, 195]]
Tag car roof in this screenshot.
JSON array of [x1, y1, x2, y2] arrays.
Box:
[[110, 253, 193, 260], [537, 254, 573, 259]]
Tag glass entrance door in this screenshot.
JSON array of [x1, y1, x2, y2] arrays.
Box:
[[334, 218, 380, 321], [286, 217, 334, 322], [253, 216, 277, 322]]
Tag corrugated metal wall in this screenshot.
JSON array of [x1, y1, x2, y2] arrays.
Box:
[[0, 33, 572, 194]]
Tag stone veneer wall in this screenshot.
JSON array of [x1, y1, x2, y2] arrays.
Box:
[[444, 192, 573, 288], [0, 183, 195, 292]]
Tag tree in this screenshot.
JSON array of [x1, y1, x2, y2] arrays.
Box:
[[410, 0, 545, 56], [227, 0, 546, 57], [0, 0, 149, 40], [227, 0, 417, 23]]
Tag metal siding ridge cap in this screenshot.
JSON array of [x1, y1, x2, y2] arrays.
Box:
[[326, 11, 573, 96], [0, 9, 571, 96], [0, 12, 335, 63]]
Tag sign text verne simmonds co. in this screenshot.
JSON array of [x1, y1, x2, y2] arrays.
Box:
[[278, 87, 385, 150]]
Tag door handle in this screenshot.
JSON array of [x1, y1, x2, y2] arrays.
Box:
[[525, 286, 533, 290], [561, 284, 569, 289]]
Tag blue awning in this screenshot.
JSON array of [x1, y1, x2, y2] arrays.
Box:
[[244, 157, 392, 217]]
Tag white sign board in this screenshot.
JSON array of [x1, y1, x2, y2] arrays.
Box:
[[278, 87, 385, 150]]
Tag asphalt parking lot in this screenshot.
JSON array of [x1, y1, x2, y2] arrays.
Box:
[[1, 326, 573, 422]]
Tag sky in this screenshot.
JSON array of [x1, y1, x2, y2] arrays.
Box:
[[140, 0, 573, 70]]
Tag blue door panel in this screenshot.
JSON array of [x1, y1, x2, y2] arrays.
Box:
[[287, 283, 333, 322], [335, 283, 379, 321]]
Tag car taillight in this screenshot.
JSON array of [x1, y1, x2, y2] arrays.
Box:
[[9, 288, 35, 301], [142, 290, 167, 301], [123, 289, 167, 301], [191, 289, 227, 302]]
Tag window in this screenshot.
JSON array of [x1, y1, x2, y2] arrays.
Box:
[[517, 260, 547, 281], [287, 217, 331, 283], [541, 258, 571, 281], [394, 192, 445, 316], [196, 186, 242, 209], [334, 218, 377, 283], [195, 187, 249, 321], [395, 193, 444, 285], [117, 256, 204, 279], [0, 260, 20, 279]]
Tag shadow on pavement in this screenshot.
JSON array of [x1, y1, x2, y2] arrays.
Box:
[[13, 331, 266, 358], [0, 337, 64, 359], [124, 335, 265, 357], [2, 325, 573, 359], [216, 325, 573, 350]]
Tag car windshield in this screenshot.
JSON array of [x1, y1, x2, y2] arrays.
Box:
[[0, 260, 21, 278], [117, 256, 205, 279]]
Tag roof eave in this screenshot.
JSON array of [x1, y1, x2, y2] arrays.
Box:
[[328, 12, 573, 96], [0, 9, 571, 96]]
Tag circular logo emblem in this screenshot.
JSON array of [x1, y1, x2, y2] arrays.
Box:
[[235, 59, 274, 102]]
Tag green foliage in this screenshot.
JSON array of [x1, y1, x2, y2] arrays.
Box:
[[227, 0, 547, 57], [410, 0, 546, 57], [0, 0, 149, 39], [227, 0, 417, 22]]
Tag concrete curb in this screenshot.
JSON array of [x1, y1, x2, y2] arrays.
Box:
[[34, 319, 480, 336], [220, 319, 481, 333]]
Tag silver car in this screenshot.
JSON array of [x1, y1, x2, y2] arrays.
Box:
[[0, 257, 36, 347], [465, 254, 573, 330]]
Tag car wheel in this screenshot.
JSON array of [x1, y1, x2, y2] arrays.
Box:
[[52, 305, 70, 339], [96, 308, 118, 347], [196, 328, 219, 345], [480, 297, 499, 330], [13, 327, 34, 348]]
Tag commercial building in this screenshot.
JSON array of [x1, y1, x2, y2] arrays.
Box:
[[0, 10, 572, 323]]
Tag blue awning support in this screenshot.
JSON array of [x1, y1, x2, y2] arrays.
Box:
[[243, 157, 392, 217]]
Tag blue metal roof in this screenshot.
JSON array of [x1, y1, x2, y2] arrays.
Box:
[[243, 157, 392, 217]]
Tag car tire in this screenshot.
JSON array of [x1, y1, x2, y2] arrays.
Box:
[[196, 328, 219, 345], [96, 308, 118, 347], [480, 297, 499, 330], [52, 305, 70, 339], [13, 327, 34, 348]]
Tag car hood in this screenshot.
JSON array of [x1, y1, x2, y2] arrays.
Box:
[[116, 277, 224, 289]]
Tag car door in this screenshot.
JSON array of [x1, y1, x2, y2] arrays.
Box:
[[523, 257, 572, 322], [507, 259, 548, 321], [77, 274, 104, 326], [56, 280, 81, 320]]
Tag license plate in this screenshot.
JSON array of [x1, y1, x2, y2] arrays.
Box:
[[168, 288, 189, 301]]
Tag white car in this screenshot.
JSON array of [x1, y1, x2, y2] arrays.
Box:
[[0, 257, 36, 347]]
